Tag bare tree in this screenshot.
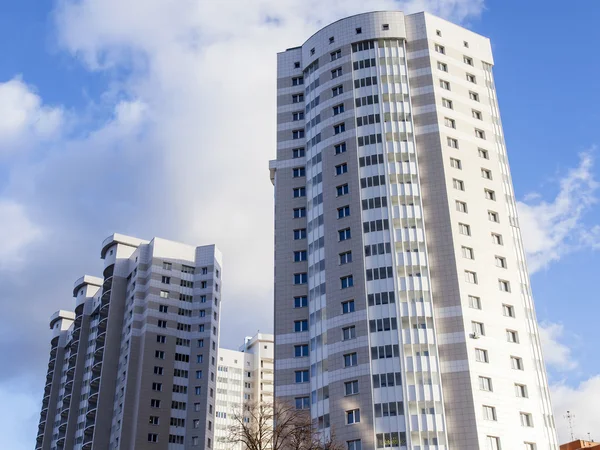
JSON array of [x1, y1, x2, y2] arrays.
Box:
[[223, 401, 344, 450]]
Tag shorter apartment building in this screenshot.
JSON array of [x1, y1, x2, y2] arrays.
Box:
[[214, 333, 275, 450]]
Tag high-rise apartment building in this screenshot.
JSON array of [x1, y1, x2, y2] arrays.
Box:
[[35, 234, 222, 450], [270, 11, 558, 450], [214, 333, 274, 449]]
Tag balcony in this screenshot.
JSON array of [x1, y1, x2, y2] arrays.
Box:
[[103, 276, 113, 291], [64, 380, 74, 394], [390, 182, 420, 198], [97, 316, 108, 332], [400, 301, 433, 318], [45, 370, 54, 385], [56, 436, 66, 447], [395, 228, 425, 243], [37, 421, 46, 438], [86, 407, 97, 422], [397, 251, 427, 267], [88, 391, 99, 406], [402, 328, 435, 345], [91, 360, 102, 375]]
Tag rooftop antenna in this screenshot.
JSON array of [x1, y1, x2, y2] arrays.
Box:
[[588, 432, 593, 442], [564, 410, 575, 441]]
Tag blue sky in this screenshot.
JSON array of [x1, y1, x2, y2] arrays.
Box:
[[0, 0, 599, 447]]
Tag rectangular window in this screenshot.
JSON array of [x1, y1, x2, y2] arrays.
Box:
[[495, 256, 507, 268], [295, 370, 309, 383], [445, 117, 456, 129], [292, 111, 304, 121], [475, 128, 486, 139], [503, 304, 515, 317], [161, 276, 171, 284], [294, 296, 308, 308], [345, 380, 359, 396], [338, 228, 351, 241], [148, 433, 158, 442], [295, 397, 310, 410], [333, 104, 345, 115], [475, 348, 489, 363], [337, 205, 350, 218], [294, 251, 307, 262], [492, 233, 503, 245], [293, 207, 306, 218], [453, 178, 465, 191], [515, 384, 528, 398], [294, 344, 309, 357], [499, 279, 511, 292], [341, 275, 354, 289], [483, 405, 497, 421], [342, 326, 356, 341], [435, 44, 445, 54], [456, 201, 468, 213], [437, 61, 448, 72], [339, 251, 352, 265], [472, 109, 482, 120], [159, 305, 168, 313], [485, 189, 496, 201], [292, 94, 304, 103], [520, 413, 533, 427], [292, 148, 305, 158], [487, 436, 501, 450], [469, 91, 480, 101], [335, 143, 347, 154], [464, 55, 474, 66], [440, 79, 450, 90], [293, 273, 307, 285], [459, 223, 471, 236], [331, 50, 341, 61], [149, 416, 160, 425], [337, 184, 349, 196], [293, 187, 306, 198], [292, 77, 303, 86], [472, 321, 485, 335], [462, 246, 474, 259], [511, 356, 524, 370], [488, 211, 499, 222], [331, 67, 342, 79], [344, 353, 358, 367], [525, 444, 536, 450], [482, 168, 493, 179], [157, 320, 167, 329], [342, 300, 355, 314], [292, 130, 305, 139], [447, 137, 459, 149], [159, 290, 169, 298], [336, 163, 348, 175], [466, 73, 476, 83], [507, 330, 519, 343], [346, 409, 360, 424], [292, 167, 306, 177], [479, 148, 489, 159], [332, 85, 344, 97], [154, 366, 164, 375], [294, 320, 308, 332], [294, 229, 307, 240], [442, 98, 453, 109], [469, 295, 481, 309], [450, 157, 462, 169], [157, 335, 166, 343], [479, 376, 493, 392]]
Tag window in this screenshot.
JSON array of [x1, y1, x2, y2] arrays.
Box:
[[479, 376, 493, 392], [332, 85, 344, 97], [462, 246, 474, 259], [437, 61, 448, 72], [482, 168, 492, 179], [469, 91, 480, 101], [154, 366, 164, 375], [336, 163, 348, 175], [453, 179, 465, 191], [467, 73, 476, 83], [152, 382, 162, 391], [294, 273, 307, 285], [436, 29, 442, 36], [338, 228, 351, 241], [440, 79, 450, 90], [445, 117, 456, 129], [450, 157, 462, 169], [293, 187, 306, 198], [292, 111, 304, 121], [495, 256, 507, 268], [292, 148, 305, 158], [159, 305, 168, 313], [483, 406, 497, 421], [435, 44, 445, 54], [294, 229, 307, 240], [499, 279, 511, 292], [192, 436, 199, 446], [292, 167, 305, 177], [339, 251, 352, 265], [197, 355, 203, 363], [520, 413, 533, 427], [511, 356, 524, 370], [503, 304, 515, 317], [488, 211, 499, 222], [459, 223, 471, 236], [329, 36, 335, 44], [333, 104, 344, 115], [347, 409, 360, 424], [331, 67, 342, 79], [472, 109, 482, 120], [150, 399, 161, 408], [487, 436, 501, 450], [525, 444, 536, 450], [447, 137, 459, 148], [162, 261, 172, 270], [475, 348, 489, 363], [341, 275, 354, 289], [344, 352, 358, 367], [149, 416, 160, 425], [342, 300, 355, 314], [293, 207, 306, 218], [338, 205, 350, 218], [472, 321, 485, 335], [464, 55, 474, 65], [292, 93, 304, 103], [292, 76, 303, 86], [292, 130, 304, 139], [159, 290, 169, 298], [295, 397, 310, 409], [345, 380, 359, 396], [157, 335, 166, 344], [479, 148, 489, 159], [294, 344, 309, 357], [295, 370, 309, 383], [343, 326, 356, 341], [294, 296, 308, 308], [148, 433, 158, 442], [355, 27, 362, 34], [337, 184, 349, 196], [332, 143, 347, 156], [442, 98, 453, 109], [485, 189, 496, 201], [492, 233, 503, 245], [507, 330, 519, 343], [294, 61, 300, 68], [475, 129, 486, 139], [469, 295, 481, 309], [456, 201, 468, 213], [334, 123, 346, 135], [515, 384, 528, 398], [331, 50, 342, 61], [196, 370, 203, 379], [161, 276, 171, 284], [294, 320, 308, 332], [294, 251, 307, 262], [157, 320, 167, 329]]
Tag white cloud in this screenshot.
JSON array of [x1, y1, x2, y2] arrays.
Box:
[[539, 322, 578, 371], [0, 77, 63, 152], [0, 199, 43, 270], [551, 376, 600, 442], [518, 151, 599, 274]]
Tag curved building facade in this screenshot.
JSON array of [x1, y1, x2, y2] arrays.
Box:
[[270, 11, 558, 450]]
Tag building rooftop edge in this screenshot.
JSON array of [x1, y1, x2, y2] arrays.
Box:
[[49, 310, 76, 329], [72, 275, 103, 297]]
